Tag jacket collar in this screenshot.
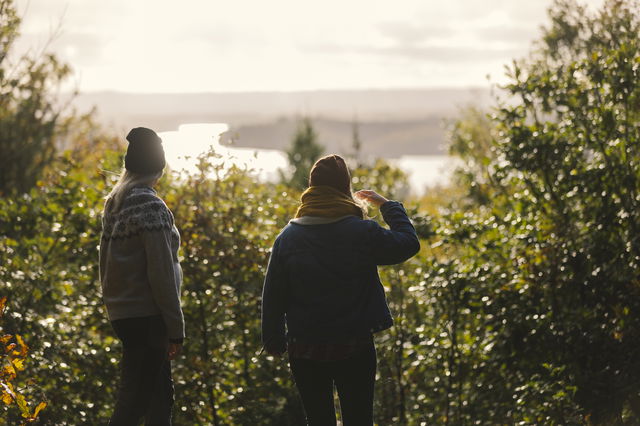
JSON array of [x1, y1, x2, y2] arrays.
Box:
[[289, 215, 355, 225]]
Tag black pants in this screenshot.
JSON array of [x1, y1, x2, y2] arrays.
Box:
[[109, 315, 174, 426], [289, 342, 377, 426]]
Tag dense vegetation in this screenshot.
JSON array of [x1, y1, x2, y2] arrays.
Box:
[[1, 0, 640, 424]]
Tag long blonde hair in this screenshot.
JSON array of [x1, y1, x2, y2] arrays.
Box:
[[104, 169, 163, 214]]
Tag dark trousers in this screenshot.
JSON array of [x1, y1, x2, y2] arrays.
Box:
[[109, 315, 174, 426], [289, 342, 377, 426]]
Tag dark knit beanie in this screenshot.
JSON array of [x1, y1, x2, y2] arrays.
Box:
[[124, 127, 166, 174], [309, 154, 352, 196]]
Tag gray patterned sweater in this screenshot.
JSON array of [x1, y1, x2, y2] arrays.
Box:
[[99, 186, 185, 342]]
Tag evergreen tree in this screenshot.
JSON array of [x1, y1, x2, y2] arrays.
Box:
[[281, 117, 324, 191]]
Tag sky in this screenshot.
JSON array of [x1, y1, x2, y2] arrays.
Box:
[[15, 0, 605, 93]]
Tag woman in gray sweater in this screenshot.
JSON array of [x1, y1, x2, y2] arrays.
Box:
[[100, 127, 185, 426]]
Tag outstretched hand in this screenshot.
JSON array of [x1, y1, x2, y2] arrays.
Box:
[[354, 190, 388, 207]]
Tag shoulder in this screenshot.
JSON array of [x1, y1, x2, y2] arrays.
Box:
[[271, 222, 302, 249], [274, 223, 294, 243], [123, 188, 173, 219], [103, 187, 174, 241], [123, 187, 169, 211]]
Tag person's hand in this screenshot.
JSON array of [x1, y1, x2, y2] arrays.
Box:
[[354, 190, 388, 207], [168, 342, 182, 360]]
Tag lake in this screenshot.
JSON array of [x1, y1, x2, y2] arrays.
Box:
[[160, 123, 457, 196]]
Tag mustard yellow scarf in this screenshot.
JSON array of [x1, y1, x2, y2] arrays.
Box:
[[295, 186, 364, 219]]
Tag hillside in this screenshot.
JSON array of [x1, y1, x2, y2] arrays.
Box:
[[74, 88, 492, 156], [220, 116, 447, 157]]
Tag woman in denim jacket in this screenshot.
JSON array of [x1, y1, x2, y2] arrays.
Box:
[[262, 154, 420, 425]]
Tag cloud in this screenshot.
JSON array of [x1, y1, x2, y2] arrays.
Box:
[[302, 42, 523, 63], [16, 0, 607, 92], [475, 26, 542, 45], [376, 21, 455, 46]]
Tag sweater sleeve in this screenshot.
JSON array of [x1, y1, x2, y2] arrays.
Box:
[[369, 201, 421, 265], [98, 215, 108, 286], [261, 237, 287, 353], [143, 227, 186, 342]]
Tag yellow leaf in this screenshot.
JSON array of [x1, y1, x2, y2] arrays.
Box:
[[0, 335, 11, 345], [0, 392, 12, 405], [15, 391, 28, 417], [2, 363, 16, 380], [12, 357, 24, 371], [14, 335, 28, 358], [32, 401, 47, 418], [0, 297, 6, 316], [0, 382, 15, 405]]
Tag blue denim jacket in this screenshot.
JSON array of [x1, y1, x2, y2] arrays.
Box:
[[261, 201, 420, 352]]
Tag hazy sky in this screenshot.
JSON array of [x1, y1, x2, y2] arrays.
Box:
[[16, 0, 605, 93]]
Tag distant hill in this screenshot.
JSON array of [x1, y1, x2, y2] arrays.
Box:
[[74, 88, 492, 157], [220, 116, 448, 157]]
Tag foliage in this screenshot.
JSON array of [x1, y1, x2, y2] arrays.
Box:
[[0, 0, 74, 195], [490, 0, 640, 421], [352, 158, 410, 203], [0, 150, 121, 425], [162, 150, 306, 425], [0, 297, 46, 424], [446, 105, 495, 206], [279, 117, 324, 191], [413, 0, 640, 423]]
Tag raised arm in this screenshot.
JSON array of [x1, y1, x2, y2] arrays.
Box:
[[355, 189, 420, 265]]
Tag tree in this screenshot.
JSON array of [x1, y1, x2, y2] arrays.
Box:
[[423, 0, 640, 423], [350, 115, 363, 167], [446, 106, 495, 206], [0, 0, 73, 195], [280, 117, 324, 190]]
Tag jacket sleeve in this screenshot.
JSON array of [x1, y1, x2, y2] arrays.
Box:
[[143, 228, 186, 342], [261, 237, 287, 353], [369, 201, 421, 266]]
